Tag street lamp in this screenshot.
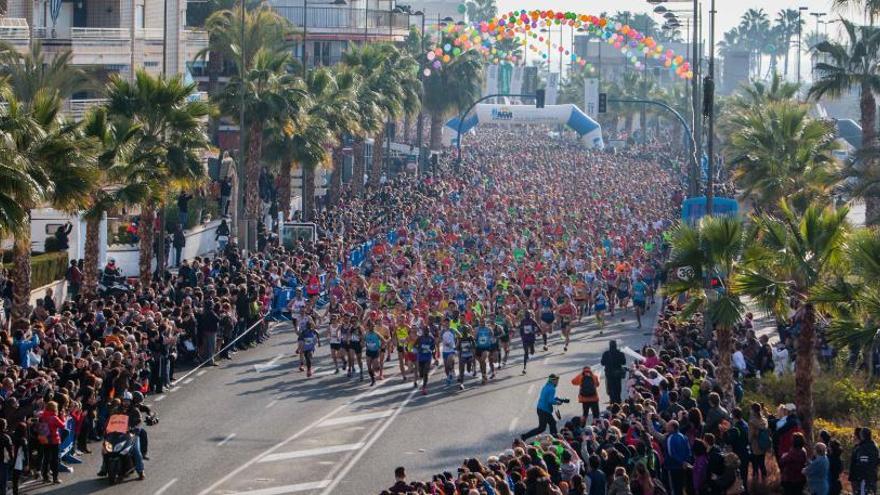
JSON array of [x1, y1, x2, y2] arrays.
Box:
[[810, 12, 826, 41], [411, 9, 426, 173], [797, 6, 809, 84], [648, 0, 702, 197]]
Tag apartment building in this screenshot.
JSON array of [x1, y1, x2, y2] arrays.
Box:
[[0, 0, 207, 117]]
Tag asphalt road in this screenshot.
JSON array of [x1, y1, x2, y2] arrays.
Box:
[[29, 300, 660, 495]]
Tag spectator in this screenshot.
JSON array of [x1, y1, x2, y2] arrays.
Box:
[[850, 427, 880, 495], [805, 442, 830, 495], [781, 432, 808, 495]]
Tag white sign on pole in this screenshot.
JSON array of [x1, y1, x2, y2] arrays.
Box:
[[484, 64, 499, 98], [510, 66, 524, 97], [584, 78, 599, 118], [545, 72, 559, 106]]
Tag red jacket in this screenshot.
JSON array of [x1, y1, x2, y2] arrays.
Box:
[[38, 411, 66, 445]]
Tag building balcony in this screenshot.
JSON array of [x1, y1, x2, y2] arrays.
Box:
[[270, 5, 411, 40]]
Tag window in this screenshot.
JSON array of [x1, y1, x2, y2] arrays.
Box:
[[136, 5, 145, 29]]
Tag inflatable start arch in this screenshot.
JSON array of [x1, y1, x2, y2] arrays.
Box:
[[442, 104, 604, 149]]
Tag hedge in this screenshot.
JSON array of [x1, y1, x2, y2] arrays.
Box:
[[2, 251, 69, 290]]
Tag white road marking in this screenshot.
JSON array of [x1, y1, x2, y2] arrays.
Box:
[[258, 443, 365, 463], [254, 354, 285, 373], [265, 400, 278, 409], [182, 378, 194, 385], [317, 410, 394, 427], [154, 395, 166, 402], [227, 480, 331, 495], [155, 477, 179, 495], [364, 381, 412, 398], [542, 355, 552, 365], [527, 384, 536, 395], [218, 433, 236, 447], [318, 371, 434, 495], [197, 369, 208, 377], [197, 381, 401, 495], [508, 417, 520, 433]]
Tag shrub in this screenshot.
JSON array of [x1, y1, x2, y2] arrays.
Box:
[[2, 252, 69, 289], [742, 373, 880, 424]]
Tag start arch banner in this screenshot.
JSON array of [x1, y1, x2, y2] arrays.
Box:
[[443, 104, 604, 149]]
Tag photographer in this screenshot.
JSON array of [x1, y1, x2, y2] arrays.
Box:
[[521, 374, 569, 440]]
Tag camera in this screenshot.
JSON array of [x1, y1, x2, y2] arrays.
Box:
[[145, 414, 159, 426], [559, 398, 570, 404]]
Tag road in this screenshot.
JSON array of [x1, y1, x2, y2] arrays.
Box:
[[30, 301, 661, 495]]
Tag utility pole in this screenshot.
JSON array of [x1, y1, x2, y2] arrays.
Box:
[[690, 0, 701, 198], [705, 0, 716, 215], [239, 0, 251, 251]]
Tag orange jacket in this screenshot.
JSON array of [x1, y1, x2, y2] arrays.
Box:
[[571, 368, 600, 403]]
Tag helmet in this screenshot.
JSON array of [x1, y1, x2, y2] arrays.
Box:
[[122, 391, 133, 401], [132, 391, 144, 404]]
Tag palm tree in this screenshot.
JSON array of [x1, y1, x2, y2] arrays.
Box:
[[204, 1, 297, 245], [736, 201, 850, 443], [809, 20, 880, 225], [718, 27, 746, 59], [265, 67, 359, 221], [312, 68, 361, 208], [466, 0, 497, 23], [105, 71, 211, 285], [775, 9, 803, 79], [0, 45, 95, 319], [216, 48, 306, 237], [665, 215, 748, 409], [364, 45, 420, 188], [739, 9, 772, 78], [422, 50, 482, 151], [812, 228, 880, 375], [724, 100, 840, 213], [833, 0, 880, 24], [80, 108, 143, 297]]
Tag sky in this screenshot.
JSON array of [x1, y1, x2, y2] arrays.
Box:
[[495, 0, 845, 41]]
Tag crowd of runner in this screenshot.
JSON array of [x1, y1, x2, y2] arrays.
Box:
[[375, 131, 878, 495]]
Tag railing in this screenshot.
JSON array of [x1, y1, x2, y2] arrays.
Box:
[[136, 28, 164, 40], [66, 99, 109, 120], [186, 29, 209, 42], [71, 27, 129, 39], [270, 6, 410, 35], [0, 18, 30, 40]]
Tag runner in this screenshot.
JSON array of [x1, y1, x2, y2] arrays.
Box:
[[346, 318, 364, 380], [328, 314, 346, 373], [557, 295, 578, 352], [364, 324, 386, 386], [475, 319, 494, 384], [440, 320, 457, 386], [519, 311, 539, 375], [414, 327, 435, 394], [632, 275, 649, 329], [300, 321, 320, 378], [457, 326, 476, 390], [536, 289, 556, 352]]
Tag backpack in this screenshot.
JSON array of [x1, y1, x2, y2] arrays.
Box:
[[757, 428, 771, 451], [37, 418, 51, 445], [579, 373, 597, 398]]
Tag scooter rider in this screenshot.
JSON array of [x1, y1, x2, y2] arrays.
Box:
[[97, 392, 145, 480]]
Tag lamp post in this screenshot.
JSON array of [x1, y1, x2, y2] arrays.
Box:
[[705, 0, 716, 214], [649, 0, 701, 197], [797, 6, 808, 84], [412, 10, 426, 173]]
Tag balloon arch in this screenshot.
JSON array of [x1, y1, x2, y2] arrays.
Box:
[[423, 9, 694, 81]]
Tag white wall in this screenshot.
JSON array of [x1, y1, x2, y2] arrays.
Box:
[[107, 219, 222, 276]]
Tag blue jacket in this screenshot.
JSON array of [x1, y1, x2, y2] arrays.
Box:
[[664, 431, 692, 469], [805, 455, 830, 495], [537, 382, 558, 413], [15, 334, 40, 369]]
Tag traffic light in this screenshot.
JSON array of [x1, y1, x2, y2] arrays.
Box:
[[598, 93, 607, 114], [535, 89, 545, 108]]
